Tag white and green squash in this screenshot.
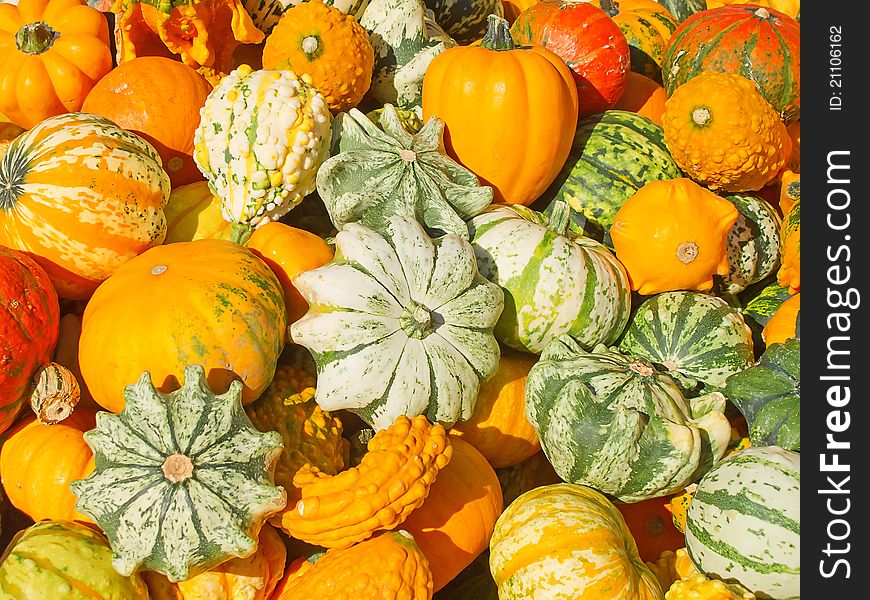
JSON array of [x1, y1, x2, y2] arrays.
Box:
[[723, 338, 800, 451], [423, 0, 504, 44], [525, 336, 731, 502], [360, 0, 457, 112], [244, 0, 371, 35], [289, 216, 504, 430], [193, 64, 333, 243], [70, 365, 287, 583], [685, 446, 800, 599], [468, 201, 631, 355], [720, 193, 782, 294], [618, 291, 755, 390], [316, 104, 493, 239]]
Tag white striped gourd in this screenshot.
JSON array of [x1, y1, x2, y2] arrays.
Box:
[[721, 193, 782, 293], [290, 216, 504, 430]]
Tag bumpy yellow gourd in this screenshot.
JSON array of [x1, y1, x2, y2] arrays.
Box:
[[662, 72, 791, 192], [665, 548, 756, 600], [262, 0, 375, 112], [278, 415, 452, 548]]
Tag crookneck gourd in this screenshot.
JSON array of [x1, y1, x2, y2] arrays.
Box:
[[316, 104, 493, 239], [70, 365, 287, 582], [277, 414, 452, 548], [525, 336, 731, 502], [290, 216, 504, 430]]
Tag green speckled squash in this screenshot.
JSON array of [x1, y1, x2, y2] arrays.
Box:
[[0, 521, 150, 600], [655, 0, 706, 21], [424, 0, 504, 44], [360, 0, 457, 111], [720, 193, 782, 293], [685, 446, 800, 599], [526, 336, 730, 502], [531, 110, 683, 248], [618, 291, 755, 390], [290, 216, 504, 430], [740, 280, 792, 329], [316, 105, 493, 239], [70, 365, 286, 583], [469, 202, 631, 355], [723, 338, 799, 451], [245, 0, 371, 35]]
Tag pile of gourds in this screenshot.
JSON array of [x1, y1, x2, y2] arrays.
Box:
[[0, 0, 800, 598]]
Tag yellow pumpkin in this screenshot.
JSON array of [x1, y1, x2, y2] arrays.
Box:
[[490, 483, 663, 599], [448, 349, 540, 468], [610, 178, 739, 295], [662, 71, 791, 192], [163, 181, 234, 244]]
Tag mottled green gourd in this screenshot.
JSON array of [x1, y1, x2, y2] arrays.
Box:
[[720, 193, 781, 294], [723, 338, 800, 451], [360, 0, 457, 111], [70, 365, 287, 583], [655, 0, 707, 22], [525, 336, 731, 502], [317, 104, 493, 239], [290, 216, 504, 430], [423, 0, 504, 44]]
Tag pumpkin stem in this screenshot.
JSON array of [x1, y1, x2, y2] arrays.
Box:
[[546, 199, 572, 237], [399, 301, 434, 339], [599, 0, 620, 18], [691, 107, 711, 126], [480, 14, 516, 51], [29, 362, 81, 425], [15, 22, 59, 55], [676, 241, 699, 264], [231, 221, 255, 245], [162, 453, 195, 484]]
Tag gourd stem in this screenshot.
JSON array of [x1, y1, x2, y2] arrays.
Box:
[[676, 241, 698, 264], [29, 362, 81, 425], [231, 221, 254, 245], [162, 453, 195, 483], [15, 22, 59, 55], [599, 0, 620, 18], [480, 14, 516, 51], [547, 199, 572, 236]]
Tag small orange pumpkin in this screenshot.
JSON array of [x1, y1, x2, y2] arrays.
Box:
[[612, 71, 667, 125], [611, 178, 739, 295], [616, 496, 685, 563], [762, 292, 800, 346], [448, 349, 540, 469]]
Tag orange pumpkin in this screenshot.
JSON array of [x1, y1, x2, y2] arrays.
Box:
[[762, 292, 800, 346], [611, 178, 739, 295], [0, 0, 113, 129], [162, 181, 234, 243], [612, 71, 667, 125], [0, 409, 96, 524], [82, 57, 212, 188], [502, 0, 539, 23], [616, 496, 685, 563], [246, 221, 334, 327], [448, 349, 540, 468], [401, 437, 503, 592], [777, 200, 800, 294], [422, 15, 578, 206]]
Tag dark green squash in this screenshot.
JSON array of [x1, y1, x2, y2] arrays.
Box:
[[655, 0, 707, 22]]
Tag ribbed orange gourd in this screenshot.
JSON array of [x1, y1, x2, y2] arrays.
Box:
[[422, 15, 578, 206], [272, 530, 434, 599], [0, 409, 96, 524], [162, 181, 234, 243], [82, 57, 212, 188], [610, 178, 739, 295], [762, 292, 800, 346], [277, 415, 452, 548], [448, 349, 540, 468], [402, 437, 503, 592], [662, 71, 791, 192], [246, 222, 334, 327], [0, 0, 113, 129], [777, 200, 800, 293], [262, 0, 374, 112], [142, 524, 287, 600]]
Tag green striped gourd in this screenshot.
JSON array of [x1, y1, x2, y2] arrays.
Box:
[[244, 0, 370, 35], [618, 291, 755, 390], [525, 336, 730, 502], [739, 280, 792, 351], [532, 110, 683, 249], [0, 521, 150, 600], [655, 0, 706, 21], [685, 446, 800, 599], [289, 216, 504, 430], [192, 65, 333, 243], [468, 202, 631, 355], [723, 339, 799, 451], [70, 365, 286, 583], [360, 0, 457, 111], [721, 193, 781, 293], [316, 104, 493, 239], [423, 0, 504, 44]]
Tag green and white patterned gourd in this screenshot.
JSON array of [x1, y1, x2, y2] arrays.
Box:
[[618, 291, 755, 390], [360, 0, 457, 112], [720, 193, 782, 293], [290, 216, 504, 430], [423, 0, 503, 44], [244, 0, 371, 35], [723, 338, 800, 451], [468, 201, 631, 355], [317, 105, 493, 239], [193, 65, 333, 243], [685, 446, 800, 599], [525, 336, 731, 502], [70, 365, 286, 583]]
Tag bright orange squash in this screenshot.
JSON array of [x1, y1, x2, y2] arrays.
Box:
[[612, 71, 667, 125], [762, 292, 800, 346], [777, 200, 800, 294]]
